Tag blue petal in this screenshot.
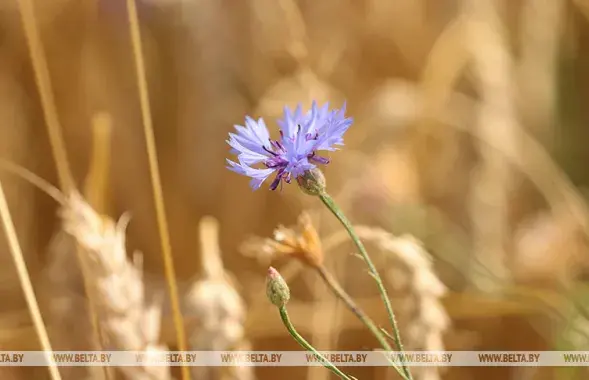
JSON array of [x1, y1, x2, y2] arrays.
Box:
[[229, 115, 272, 154], [313, 104, 353, 151], [226, 159, 275, 190], [244, 116, 271, 146], [228, 131, 266, 156], [249, 176, 268, 190], [226, 159, 247, 175], [226, 137, 270, 165], [278, 104, 306, 139]]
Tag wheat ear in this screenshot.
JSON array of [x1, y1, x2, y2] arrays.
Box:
[[184, 216, 253, 380], [60, 192, 171, 380]]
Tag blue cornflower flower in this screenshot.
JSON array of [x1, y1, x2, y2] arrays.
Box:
[[226, 102, 352, 190]]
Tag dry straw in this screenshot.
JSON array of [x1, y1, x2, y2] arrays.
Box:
[[125, 2, 189, 380], [59, 192, 171, 380], [0, 180, 61, 380], [185, 216, 253, 380], [15, 0, 107, 372], [16, 0, 73, 192], [464, 0, 516, 293]]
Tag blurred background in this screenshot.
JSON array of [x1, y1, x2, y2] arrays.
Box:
[[1, 0, 589, 379]]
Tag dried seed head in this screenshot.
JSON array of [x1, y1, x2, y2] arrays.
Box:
[[266, 267, 290, 307], [240, 212, 323, 267]]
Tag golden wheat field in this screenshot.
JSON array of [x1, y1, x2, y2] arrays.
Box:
[[1, 0, 589, 379]]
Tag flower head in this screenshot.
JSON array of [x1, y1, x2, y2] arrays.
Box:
[[240, 212, 324, 267], [226, 102, 352, 190]]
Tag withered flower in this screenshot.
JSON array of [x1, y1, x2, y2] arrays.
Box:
[[241, 212, 323, 268]]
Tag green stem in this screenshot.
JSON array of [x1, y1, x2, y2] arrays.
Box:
[[316, 265, 409, 380], [319, 192, 413, 380], [278, 306, 354, 380]]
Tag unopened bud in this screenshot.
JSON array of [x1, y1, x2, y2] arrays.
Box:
[[266, 267, 290, 307], [297, 168, 326, 196]]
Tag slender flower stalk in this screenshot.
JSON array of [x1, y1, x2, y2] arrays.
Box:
[[318, 192, 412, 380], [315, 265, 408, 380], [266, 267, 354, 380], [242, 213, 408, 378], [278, 306, 355, 380]]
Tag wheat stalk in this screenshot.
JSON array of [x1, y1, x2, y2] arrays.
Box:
[[463, 0, 516, 293], [0, 180, 61, 380], [15, 0, 109, 372], [16, 0, 73, 191], [124, 3, 189, 380]]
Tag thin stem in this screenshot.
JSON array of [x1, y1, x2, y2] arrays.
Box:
[[126, 2, 189, 380], [85, 113, 113, 215], [16, 0, 74, 192], [278, 306, 354, 380], [319, 192, 413, 380], [316, 265, 408, 380], [17, 1, 106, 374], [0, 181, 61, 380], [84, 115, 116, 380]]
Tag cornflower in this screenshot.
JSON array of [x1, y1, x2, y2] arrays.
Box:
[[226, 102, 352, 190]]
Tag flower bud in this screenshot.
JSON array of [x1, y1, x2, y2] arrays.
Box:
[[266, 267, 290, 307], [296, 168, 326, 196]]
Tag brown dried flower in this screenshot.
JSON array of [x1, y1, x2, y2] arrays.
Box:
[[241, 212, 323, 267]]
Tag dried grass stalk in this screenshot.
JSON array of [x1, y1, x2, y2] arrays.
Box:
[[0, 52, 37, 316], [59, 192, 170, 380], [517, 0, 564, 140], [16, 0, 74, 191], [185, 216, 253, 380], [0, 181, 61, 380], [463, 0, 516, 292], [125, 4, 189, 380]]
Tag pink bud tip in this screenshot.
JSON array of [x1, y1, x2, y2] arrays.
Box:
[[268, 266, 279, 278], [266, 266, 290, 307]]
